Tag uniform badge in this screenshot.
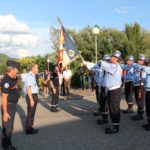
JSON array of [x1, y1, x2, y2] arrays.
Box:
[[68, 50, 75, 57], [4, 83, 9, 88]]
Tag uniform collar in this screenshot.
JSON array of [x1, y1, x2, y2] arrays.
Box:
[[6, 73, 17, 79], [29, 71, 35, 76]]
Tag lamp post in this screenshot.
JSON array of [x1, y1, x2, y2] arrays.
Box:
[[92, 26, 100, 64], [47, 58, 50, 72]]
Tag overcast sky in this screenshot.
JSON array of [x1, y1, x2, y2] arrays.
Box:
[[0, 0, 150, 58]]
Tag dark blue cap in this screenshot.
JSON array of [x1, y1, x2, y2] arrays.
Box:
[[7, 60, 20, 69]]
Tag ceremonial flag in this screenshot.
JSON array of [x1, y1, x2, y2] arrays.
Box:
[[58, 26, 79, 67]]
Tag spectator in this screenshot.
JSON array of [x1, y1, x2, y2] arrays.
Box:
[[21, 68, 27, 83], [78, 63, 86, 90], [58, 63, 64, 96], [43, 70, 49, 97], [21, 68, 27, 97], [50, 66, 60, 112], [63, 66, 72, 96]]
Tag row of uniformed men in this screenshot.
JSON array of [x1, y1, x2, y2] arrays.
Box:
[[91, 51, 150, 134]]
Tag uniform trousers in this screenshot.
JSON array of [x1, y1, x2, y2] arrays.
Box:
[[26, 94, 38, 130], [1, 103, 16, 148], [95, 85, 100, 109], [80, 76, 85, 90], [64, 79, 71, 95], [107, 87, 122, 125], [51, 86, 59, 107], [145, 90, 150, 122], [100, 86, 109, 117], [125, 81, 134, 105], [134, 85, 145, 115]]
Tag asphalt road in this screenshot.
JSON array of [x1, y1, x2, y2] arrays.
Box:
[[0, 89, 150, 150]]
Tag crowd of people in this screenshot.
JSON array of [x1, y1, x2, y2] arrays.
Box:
[[0, 61, 73, 150], [0, 51, 150, 149]]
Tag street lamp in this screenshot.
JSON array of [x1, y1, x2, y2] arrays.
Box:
[[47, 58, 50, 72], [92, 26, 100, 64]]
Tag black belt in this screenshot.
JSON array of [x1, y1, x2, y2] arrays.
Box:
[[8, 102, 17, 104]]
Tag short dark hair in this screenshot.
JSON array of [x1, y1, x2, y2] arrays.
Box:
[[28, 64, 37, 71]]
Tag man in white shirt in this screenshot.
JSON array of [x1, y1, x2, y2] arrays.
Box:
[[21, 69, 27, 83], [21, 68, 27, 97], [63, 66, 72, 96], [24, 64, 39, 134]]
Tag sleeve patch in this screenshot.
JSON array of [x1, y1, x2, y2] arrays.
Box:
[[4, 83, 9, 88]]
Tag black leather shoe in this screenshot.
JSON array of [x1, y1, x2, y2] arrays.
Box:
[[105, 126, 119, 134], [131, 114, 143, 121], [142, 123, 150, 130], [4, 145, 17, 150], [93, 111, 100, 116], [10, 145, 17, 150], [51, 107, 59, 112], [142, 123, 150, 129], [25, 128, 39, 134], [97, 118, 108, 125]]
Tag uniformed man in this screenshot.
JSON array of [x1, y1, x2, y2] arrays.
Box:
[[131, 54, 146, 120], [141, 65, 150, 130], [50, 66, 60, 112], [92, 61, 103, 116], [97, 54, 110, 124], [43, 70, 49, 97], [101, 51, 122, 134], [1, 60, 20, 150], [24, 64, 39, 134], [121, 56, 134, 113]]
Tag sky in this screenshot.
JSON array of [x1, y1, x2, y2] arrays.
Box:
[[0, 0, 150, 58]]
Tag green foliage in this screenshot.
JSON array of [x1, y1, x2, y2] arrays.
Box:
[[35, 55, 48, 72], [0, 54, 17, 74], [0, 53, 10, 64], [19, 57, 35, 71], [124, 22, 147, 58], [70, 58, 81, 87], [49, 23, 150, 87], [50, 23, 150, 62], [0, 64, 7, 74], [1, 23, 150, 87], [18, 52, 57, 73]]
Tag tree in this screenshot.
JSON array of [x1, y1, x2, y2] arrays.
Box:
[[99, 28, 128, 58], [0, 64, 7, 74], [124, 23, 146, 58], [50, 23, 150, 64], [19, 57, 35, 72]]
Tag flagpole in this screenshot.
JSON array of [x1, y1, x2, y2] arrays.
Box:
[[57, 17, 63, 27], [57, 17, 64, 67]]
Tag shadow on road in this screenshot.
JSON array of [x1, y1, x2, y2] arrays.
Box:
[[0, 113, 150, 150], [38, 92, 97, 117], [0, 90, 150, 150]]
